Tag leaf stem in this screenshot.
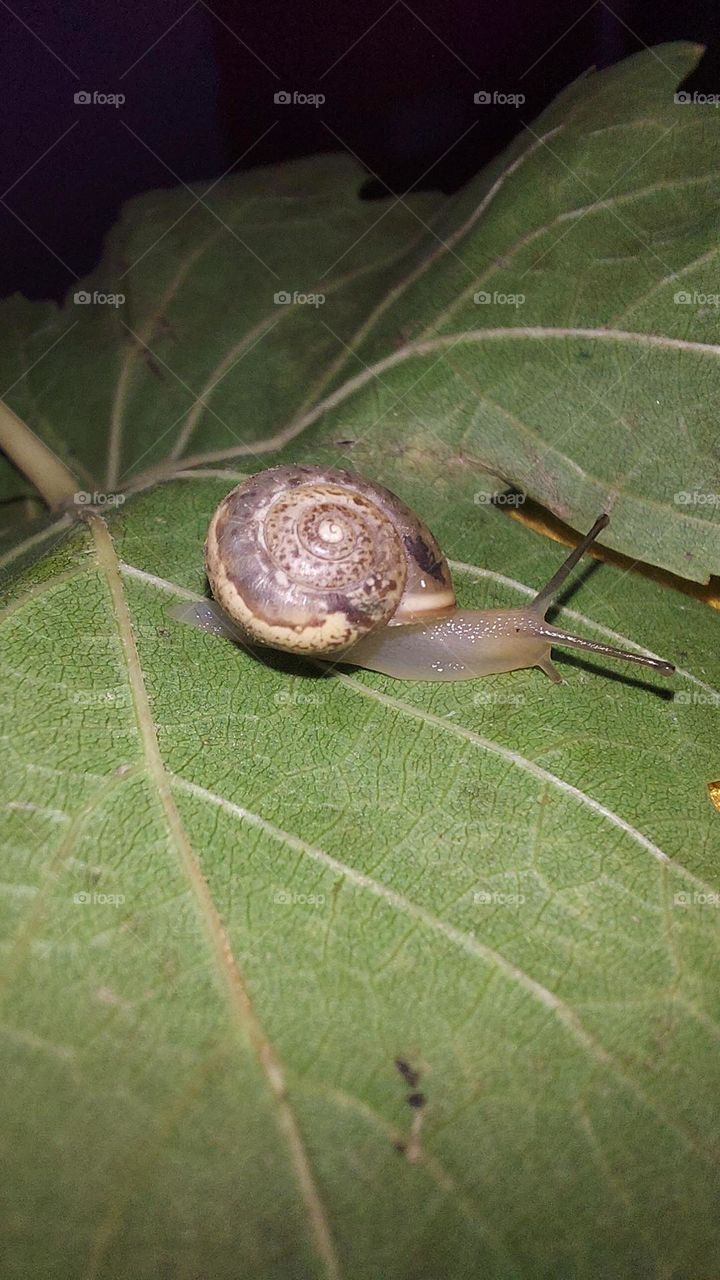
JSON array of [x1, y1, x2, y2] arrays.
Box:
[[0, 400, 79, 508]]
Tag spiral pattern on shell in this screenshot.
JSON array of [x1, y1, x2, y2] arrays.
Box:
[[203, 465, 455, 656]]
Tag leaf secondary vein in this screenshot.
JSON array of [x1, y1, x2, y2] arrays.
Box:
[[172, 326, 720, 471], [172, 775, 708, 1160], [117, 559, 720, 875]]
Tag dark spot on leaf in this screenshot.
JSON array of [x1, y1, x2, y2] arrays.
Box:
[[395, 1057, 420, 1088]]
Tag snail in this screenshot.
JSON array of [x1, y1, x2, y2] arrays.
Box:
[[170, 464, 674, 683]]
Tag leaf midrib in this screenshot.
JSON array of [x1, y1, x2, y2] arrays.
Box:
[[89, 513, 342, 1280]]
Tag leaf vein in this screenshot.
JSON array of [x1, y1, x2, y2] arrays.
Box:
[[92, 517, 341, 1280], [172, 774, 708, 1159]]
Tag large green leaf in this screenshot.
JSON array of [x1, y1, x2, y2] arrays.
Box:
[[2, 40, 720, 1280], [1, 471, 719, 1279], [0, 157, 442, 506], [1, 42, 720, 579]]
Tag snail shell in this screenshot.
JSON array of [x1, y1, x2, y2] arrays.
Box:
[[204, 464, 456, 655]]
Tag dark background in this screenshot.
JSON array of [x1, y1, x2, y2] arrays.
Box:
[[2, 0, 717, 302]]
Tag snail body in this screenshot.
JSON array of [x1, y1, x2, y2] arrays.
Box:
[[171, 465, 674, 683], [343, 609, 563, 681]]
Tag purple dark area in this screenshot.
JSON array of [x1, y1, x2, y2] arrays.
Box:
[[1, 0, 717, 301]]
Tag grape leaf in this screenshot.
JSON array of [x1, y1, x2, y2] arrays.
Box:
[[2, 40, 720, 1280], [1, 472, 719, 1279], [1, 43, 719, 578]]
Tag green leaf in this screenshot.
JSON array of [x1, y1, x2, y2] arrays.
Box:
[[0, 155, 442, 501], [2, 42, 720, 578], [2, 41, 720, 1280], [2, 473, 720, 1278]]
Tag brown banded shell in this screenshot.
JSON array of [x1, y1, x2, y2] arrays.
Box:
[[204, 464, 455, 655]]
